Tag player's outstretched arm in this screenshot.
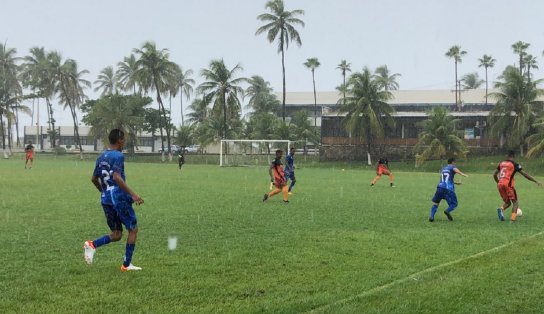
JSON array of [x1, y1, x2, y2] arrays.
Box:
[[454, 168, 469, 177], [493, 169, 499, 183], [113, 172, 144, 205], [519, 170, 542, 186]]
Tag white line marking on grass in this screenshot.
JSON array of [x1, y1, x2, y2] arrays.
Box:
[[306, 230, 544, 313]]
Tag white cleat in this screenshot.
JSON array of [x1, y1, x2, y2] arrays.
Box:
[[83, 241, 96, 265], [121, 264, 142, 272]]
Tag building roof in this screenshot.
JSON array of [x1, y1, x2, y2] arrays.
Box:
[[276, 89, 495, 105]]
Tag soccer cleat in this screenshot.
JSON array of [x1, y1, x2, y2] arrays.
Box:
[[121, 264, 142, 272], [429, 217, 434, 222], [443, 210, 453, 221], [497, 208, 505, 221], [83, 240, 96, 265], [370, 183, 374, 187], [262, 194, 269, 202], [390, 184, 396, 188], [288, 192, 293, 195], [283, 200, 289, 204]]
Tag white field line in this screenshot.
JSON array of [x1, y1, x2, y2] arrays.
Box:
[[306, 230, 544, 313]]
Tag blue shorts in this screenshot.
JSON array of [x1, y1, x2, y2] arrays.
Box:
[[101, 200, 138, 231], [431, 187, 458, 208], [285, 171, 296, 181]]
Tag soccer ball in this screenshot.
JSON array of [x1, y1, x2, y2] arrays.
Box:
[[517, 208, 523, 216]]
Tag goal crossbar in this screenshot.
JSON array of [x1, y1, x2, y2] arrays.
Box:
[[219, 139, 291, 167]]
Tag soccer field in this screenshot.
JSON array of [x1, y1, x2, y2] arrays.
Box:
[[1, 157, 544, 313]]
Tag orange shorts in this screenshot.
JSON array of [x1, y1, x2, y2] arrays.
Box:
[[26, 152, 33, 160], [497, 184, 517, 202], [377, 166, 391, 176]]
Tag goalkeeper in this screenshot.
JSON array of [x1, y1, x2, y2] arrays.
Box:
[[263, 149, 289, 203]]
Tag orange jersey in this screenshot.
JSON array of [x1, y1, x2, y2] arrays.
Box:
[[270, 159, 286, 186], [497, 160, 522, 187]]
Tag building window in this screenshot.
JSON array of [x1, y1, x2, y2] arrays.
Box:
[[138, 137, 154, 147]]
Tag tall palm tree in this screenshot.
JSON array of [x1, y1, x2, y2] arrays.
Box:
[[245, 75, 279, 114], [94, 66, 117, 96], [461, 72, 484, 89], [116, 54, 139, 94], [304, 57, 320, 129], [56, 59, 91, 159], [488, 65, 544, 155], [339, 67, 394, 165], [0, 44, 22, 149], [478, 54, 496, 105], [511, 41, 530, 75], [197, 59, 246, 139], [523, 54, 538, 81], [256, 0, 304, 122], [414, 107, 467, 166], [445, 45, 467, 109], [175, 67, 195, 126], [336, 60, 351, 106], [373, 65, 401, 91], [134, 41, 179, 155]]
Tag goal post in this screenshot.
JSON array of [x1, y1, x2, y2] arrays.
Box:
[[220, 139, 291, 167]]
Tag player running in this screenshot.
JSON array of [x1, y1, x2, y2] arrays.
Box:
[[178, 149, 185, 171], [370, 157, 395, 187], [263, 149, 289, 203], [84, 129, 144, 272], [24, 142, 34, 169], [428, 157, 468, 222], [493, 150, 541, 222], [284, 147, 296, 194]]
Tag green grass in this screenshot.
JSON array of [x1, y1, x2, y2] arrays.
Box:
[[1, 156, 544, 313]]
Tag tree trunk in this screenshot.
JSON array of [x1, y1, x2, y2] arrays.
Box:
[[154, 85, 167, 162], [343, 73, 346, 106], [180, 87, 184, 126], [12, 105, 20, 147], [520, 144, 524, 157], [485, 67, 488, 105], [281, 34, 286, 122], [1, 113, 7, 158], [454, 60, 458, 108], [46, 97, 56, 148], [69, 103, 83, 160], [222, 91, 227, 139]]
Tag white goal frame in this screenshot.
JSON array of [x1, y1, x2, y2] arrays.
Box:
[[219, 139, 292, 167]]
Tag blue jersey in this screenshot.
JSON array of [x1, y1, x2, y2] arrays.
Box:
[[437, 165, 457, 191], [93, 149, 128, 205], [284, 153, 295, 173]]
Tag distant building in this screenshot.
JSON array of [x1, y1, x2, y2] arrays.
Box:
[[277, 89, 500, 160]]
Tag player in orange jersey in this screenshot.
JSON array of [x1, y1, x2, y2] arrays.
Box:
[[493, 151, 541, 222], [24, 142, 34, 169], [263, 149, 289, 203], [371, 157, 395, 187]]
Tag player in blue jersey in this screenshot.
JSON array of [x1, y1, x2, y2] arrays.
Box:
[[428, 157, 468, 222], [284, 147, 296, 194], [84, 129, 144, 272]]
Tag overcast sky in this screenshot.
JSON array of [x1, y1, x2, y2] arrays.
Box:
[[3, 0, 544, 129]]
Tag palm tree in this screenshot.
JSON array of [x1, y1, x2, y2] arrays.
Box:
[[511, 41, 530, 75], [303, 57, 320, 130], [339, 67, 394, 165], [94, 66, 117, 96], [478, 54, 496, 105], [336, 60, 351, 106], [445, 45, 467, 110], [197, 59, 246, 139], [116, 54, 139, 94], [186, 97, 210, 125], [373, 65, 401, 91], [175, 67, 195, 126], [245, 75, 279, 114], [134, 41, 179, 156], [56, 59, 91, 159], [526, 116, 544, 158], [523, 54, 538, 81], [461, 72, 484, 89], [290, 109, 318, 154], [256, 0, 304, 122], [0, 43, 22, 152], [488, 65, 544, 155], [414, 107, 467, 166]]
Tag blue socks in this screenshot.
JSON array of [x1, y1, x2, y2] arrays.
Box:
[[123, 243, 136, 267], [429, 204, 438, 219], [289, 181, 296, 192], [93, 235, 111, 248]]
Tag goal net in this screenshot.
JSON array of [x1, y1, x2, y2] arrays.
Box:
[[220, 139, 292, 167]]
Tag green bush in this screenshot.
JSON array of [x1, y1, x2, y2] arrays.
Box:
[[53, 146, 67, 155]]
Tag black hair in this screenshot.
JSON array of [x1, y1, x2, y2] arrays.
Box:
[[447, 157, 456, 164], [275, 149, 283, 154], [507, 150, 515, 158], [108, 129, 125, 145]]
